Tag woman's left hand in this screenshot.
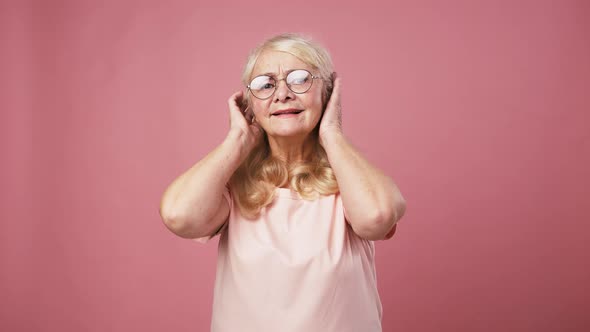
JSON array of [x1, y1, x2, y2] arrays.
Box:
[[319, 73, 343, 147]]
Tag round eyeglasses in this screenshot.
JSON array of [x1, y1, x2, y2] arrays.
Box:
[[247, 69, 322, 100]]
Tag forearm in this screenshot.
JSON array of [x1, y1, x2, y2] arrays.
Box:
[[322, 133, 406, 240], [159, 130, 244, 235]]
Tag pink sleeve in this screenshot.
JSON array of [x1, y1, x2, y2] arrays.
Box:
[[192, 186, 232, 244]]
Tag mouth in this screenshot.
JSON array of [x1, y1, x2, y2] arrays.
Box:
[[271, 109, 304, 117]]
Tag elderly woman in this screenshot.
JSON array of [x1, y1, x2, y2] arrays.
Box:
[[159, 33, 406, 332]]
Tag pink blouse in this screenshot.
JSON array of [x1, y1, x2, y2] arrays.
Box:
[[195, 187, 385, 332]]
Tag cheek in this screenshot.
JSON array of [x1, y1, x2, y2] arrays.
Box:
[[251, 101, 268, 118], [312, 109, 323, 125], [310, 93, 325, 120]]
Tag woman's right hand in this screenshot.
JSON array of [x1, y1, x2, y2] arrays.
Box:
[[227, 91, 264, 159]]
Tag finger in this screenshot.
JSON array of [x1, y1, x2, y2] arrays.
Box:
[[331, 73, 341, 103], [227, 91, 243, 114]]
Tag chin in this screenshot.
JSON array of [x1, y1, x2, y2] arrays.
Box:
[[270, 126, 313, 138]]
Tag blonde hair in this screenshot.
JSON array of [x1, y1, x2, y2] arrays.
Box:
[[229, 33, 339, 219]]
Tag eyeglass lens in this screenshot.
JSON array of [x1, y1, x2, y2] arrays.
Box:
[[249, 69, 313, 99]]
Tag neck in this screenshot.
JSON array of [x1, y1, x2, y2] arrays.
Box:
[[267, 133, 317, 165]]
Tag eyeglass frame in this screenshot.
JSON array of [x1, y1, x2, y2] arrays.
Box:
[[246, 69, 324, 100]]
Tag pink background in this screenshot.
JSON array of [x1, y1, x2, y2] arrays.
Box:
[[2, 1, 589, 331]]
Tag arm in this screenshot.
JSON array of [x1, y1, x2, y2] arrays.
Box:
[[159, 91, 263, 239], [319, 74, 406, 241], [159, 130, 243, 239], [322, 133, 406, 241]]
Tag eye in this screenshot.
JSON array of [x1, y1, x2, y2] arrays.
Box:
[[261, 83, 275, 90], [250, 76, 275, 90], [287, 70, 311, 85]]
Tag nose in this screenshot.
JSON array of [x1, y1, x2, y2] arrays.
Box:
[[273, 79, 294, 102]]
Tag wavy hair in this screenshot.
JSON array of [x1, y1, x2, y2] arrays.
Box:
[[229, 33, 339, 219]]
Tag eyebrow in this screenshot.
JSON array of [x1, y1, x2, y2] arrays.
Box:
[[254, 68, 300, 78]]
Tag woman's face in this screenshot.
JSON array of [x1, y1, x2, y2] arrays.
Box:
[[248, 50, 324, 139]]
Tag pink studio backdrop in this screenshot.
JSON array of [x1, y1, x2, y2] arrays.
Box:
[[2, 1, 589, 331]]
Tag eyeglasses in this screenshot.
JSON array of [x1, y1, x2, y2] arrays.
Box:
[[247, 69, 322, 100]]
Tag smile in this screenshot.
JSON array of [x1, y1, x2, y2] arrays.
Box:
[[271, 109, 304, 117]]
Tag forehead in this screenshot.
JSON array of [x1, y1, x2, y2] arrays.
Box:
[[251, 50, 313, 78]]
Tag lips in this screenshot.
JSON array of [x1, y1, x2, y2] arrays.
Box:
[[272, 108, 303, 116]]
